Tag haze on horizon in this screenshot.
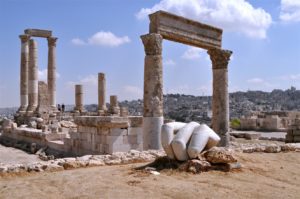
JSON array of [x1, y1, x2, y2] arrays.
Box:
[[0, 0, 299, 108]]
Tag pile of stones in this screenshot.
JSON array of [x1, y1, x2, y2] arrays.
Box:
[[0, 149, 165, 175]]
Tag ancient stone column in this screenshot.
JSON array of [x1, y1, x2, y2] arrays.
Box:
[[109, 95, 120, 115], [74, 84, 84, 112], [27, 39, 38, 112], [208, 48, 232, 147], [98, 73, 107, 114], [141, 33, 163, 150], [18, 34, 30, 113], [47, 37, 58, 110]]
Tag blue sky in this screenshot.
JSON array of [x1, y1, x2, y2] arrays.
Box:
[[0, 0, 299, 108]]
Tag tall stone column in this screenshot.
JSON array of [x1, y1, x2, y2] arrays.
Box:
[[98, 73, 107, 115], [208, 48, 232, 147], [141, 33, 163, 150], [47, 37, 58, 110], [109, 95, 120, 115], [27, 39, 38, 112], [74, 84, 84, 112], [18, 34, 30, 113]]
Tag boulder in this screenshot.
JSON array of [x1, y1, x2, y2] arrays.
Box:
[[204, 147, 237, 164]]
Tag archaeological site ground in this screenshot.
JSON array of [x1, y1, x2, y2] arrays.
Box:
[[1, 2, 300, 199]]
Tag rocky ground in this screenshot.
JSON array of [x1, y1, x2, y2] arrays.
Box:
[[0, 152, 300, 199], [1, 131, 300, 198]]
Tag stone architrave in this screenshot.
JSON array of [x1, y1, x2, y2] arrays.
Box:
[[47, 37, 58, 110], [208, 48, 232, 147], [27, 39, 38, 112], [18, 34, 30, 112], [98, 73, 107, 114], [109, 95, 120, 115], [149, 11, 222, 49], [74, 84, 84, 112], [24, 29, 52, 38], [141, 33, 164, 150]]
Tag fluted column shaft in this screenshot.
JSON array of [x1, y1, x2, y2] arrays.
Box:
[[109, 95, 120, 115], [18, 34, 30, 112], [27, 39, 38, 112], [98, 73, 107, 114], [141, 33, 163, 150], [47, 37, 57, 109], [74, 84, 84, 112], [208, 48, 232, 147]]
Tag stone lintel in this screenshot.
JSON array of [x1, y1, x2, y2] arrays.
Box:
[[74, 116, 129, 128], [149, 10, 222, 50], [24, 29, 52, 38]]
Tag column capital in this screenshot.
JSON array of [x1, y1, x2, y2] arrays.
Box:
[[141, 33, 163, 55], [208, 48, 232, 69], [19, 34, 30, 43], [47, 37, 58, 47]]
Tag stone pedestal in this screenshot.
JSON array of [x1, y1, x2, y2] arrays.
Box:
[[74, 84, 84, 112], [109, 95, 120, 115], [208, 48, 232, 147], [27, 39, 38, 112], [98, 73, 107, 115], [141, 33, 163, 150], [47, 37, 57, 110], [18, 34, 30, 113]]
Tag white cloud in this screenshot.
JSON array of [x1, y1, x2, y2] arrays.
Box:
[[38, 69, 60, 82], [136, 0, 272, 39], [247, 77, 276, 88], [66, 74, 97, 88], [280, 73, 300, 80], [247, 78, 264, 84], [280, 0, 300, 22], [164, 59, 176, 66], [72, 31, 130, 47], [71, 38, 86, 45], [182, 47, 204, 60]]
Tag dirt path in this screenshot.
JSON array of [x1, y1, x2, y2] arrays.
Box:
[[1, 152, 299, 199], [0, 144, 41, 165]]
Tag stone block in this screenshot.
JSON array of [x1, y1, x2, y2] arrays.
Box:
[[128, 127, 141, 135], [127, 135, 137, 145], [149, 11, 222, 49], [24, 29, 52, 38], [110, 128, 128, 136], [292, 130, 300, 136], [294, 136, 300, 142]]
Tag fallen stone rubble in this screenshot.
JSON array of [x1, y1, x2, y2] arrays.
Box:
[[1, 142, 300, 175], [230, 142, 300, 153], [0, 149, 165, 175]]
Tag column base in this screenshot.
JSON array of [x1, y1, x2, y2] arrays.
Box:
[[18, 106, 27, 113], [217, 133, 230, 147], [98, 110, 105, 116], [143, 116, 164, 150], [26, 106, 37, 113]]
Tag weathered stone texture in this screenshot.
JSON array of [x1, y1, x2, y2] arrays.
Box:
[[27, 39, 38, 112], [109, 95, 120, 115], [36, 81, 49, 113], [208, 48, 232, 147], [98, 73, 107, 113], [149, 11, 222, 49], [24, 29, 52, 38], [141, 34, 163, 117], [47, 37, 57, 109], [74, 84, 84, 112], [19, 34, 30, 112]]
